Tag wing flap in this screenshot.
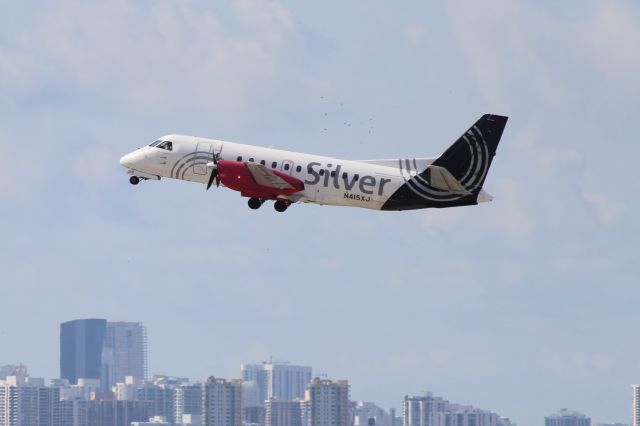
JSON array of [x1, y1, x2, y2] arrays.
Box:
[[245, 162, 295, 190]]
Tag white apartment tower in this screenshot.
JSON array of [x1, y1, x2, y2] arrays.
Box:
[[0, 370, 58, 426], [633, 385, 640, 426], [202, 377, 242, 426], [305, 378, 349, 426], [545, 408, 591, 426], [403, 393, 514, 426], [241, 362, 312, 405]]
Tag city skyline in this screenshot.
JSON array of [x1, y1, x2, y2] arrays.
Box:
[[2, 365, 520, 426], [1, 2, 638, 425], [0, 318, 632, 425], [1, 363, 632, 426]]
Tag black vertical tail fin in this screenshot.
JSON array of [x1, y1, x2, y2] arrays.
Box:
[[381, 114, 508, 210], [431, 114, 508, 192]]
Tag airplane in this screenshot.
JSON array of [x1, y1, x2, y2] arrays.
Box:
[[119, 114, 508, 212]]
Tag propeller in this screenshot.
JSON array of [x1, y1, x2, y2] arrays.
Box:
[[206, 146, 223, 190]]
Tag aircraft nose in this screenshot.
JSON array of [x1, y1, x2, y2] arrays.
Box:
[[119, 152, 135, 168]]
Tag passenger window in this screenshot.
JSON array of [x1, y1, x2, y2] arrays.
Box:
[[296, 166, 302, 173], [157, 141, 173, 151], [342, 172, 348, 179], [330, 171, 335, 177], [237, 156, 242, 162], [354, 174, 359, 180], [249, 158, 254, 162], [319, 169, 324, 176], [272, 162, 277, 168], [260, 160, 266, 165], [284, 164, 290, 171]]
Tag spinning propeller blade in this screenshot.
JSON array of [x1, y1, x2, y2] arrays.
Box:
[[206, 146, 223, 190]]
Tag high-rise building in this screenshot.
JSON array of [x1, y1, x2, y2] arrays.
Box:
[[389, 408, 402, 426], [305, 378, 349, 426], [58, 378, 100, 402], [241, 362, 312, 405], [351, 401, 392, 426], [114, 376, 143, 401], [137, 383, 175, 424], [175, 384, 202, 423], [633, 385, 640, 426], [57, 398, 90, 426], [38, 385, 63, 426], [403, 392, 513, 426], [242, 361, 311, 426], [60, 319, 107, 385], [103, 322, 148, 390], [202, 377, 242, 426], [264, 398, 305, 426], [403, 393, 448, 426], [87, 399, 152, 426], [0, 369, 62, 426], [545, 409, 591, 426]]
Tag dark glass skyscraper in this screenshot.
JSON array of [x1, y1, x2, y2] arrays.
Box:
[[60, 319, 107, 384]]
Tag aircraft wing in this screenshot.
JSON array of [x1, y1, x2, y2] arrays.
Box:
[[245, 162, 295, 190]]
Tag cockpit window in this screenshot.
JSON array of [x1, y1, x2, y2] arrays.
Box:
[[157, 141, 173, 151], [149, 140, 162, 147]]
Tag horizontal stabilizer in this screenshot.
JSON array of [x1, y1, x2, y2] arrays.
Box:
[[425, 165, 471, 195]]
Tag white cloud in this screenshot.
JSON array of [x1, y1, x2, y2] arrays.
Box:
[[444, 2, 576, 108], [0, 0, 298, 114], [404, 24, 427, 47], [488, 178, 533, 242], [0, 124, 51, 204], [589, 2, 640, 76], [582, 190, 625, 227], [444, 1, 525, 107], [232, 0, 294, 45], [71, 145, 121, 187], [537, 350, 614, 378], [420, 207, 465, 235]]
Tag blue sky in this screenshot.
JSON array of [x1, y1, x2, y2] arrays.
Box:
[[1, 1, 639, 425]]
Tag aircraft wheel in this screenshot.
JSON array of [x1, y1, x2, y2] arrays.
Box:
[[248, 198, 263, 210], [129, 176, 140, 185], [274, 200, 289, 212]]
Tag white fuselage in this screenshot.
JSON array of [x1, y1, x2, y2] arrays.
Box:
[[120, 134, 438, 210]]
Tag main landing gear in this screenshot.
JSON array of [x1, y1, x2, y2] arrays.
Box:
[[274, 200, 290, 212], [247, 198, 290, 212], [248, 198, 264, 210]]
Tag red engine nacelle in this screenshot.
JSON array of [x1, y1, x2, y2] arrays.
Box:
[[216, 160, 304, 200]]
